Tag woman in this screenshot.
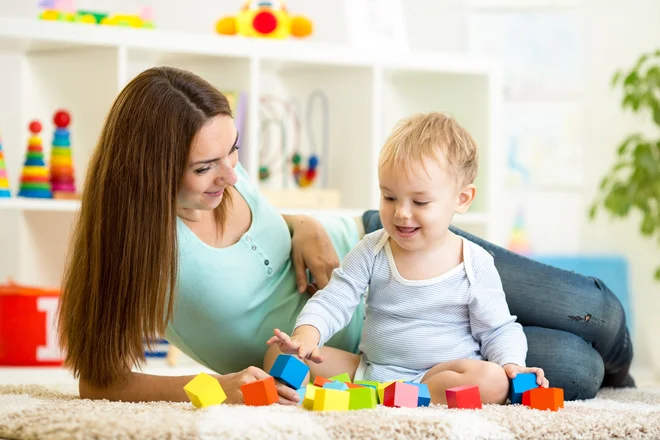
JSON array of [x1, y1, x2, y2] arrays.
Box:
[[57, 66, 633, 404]]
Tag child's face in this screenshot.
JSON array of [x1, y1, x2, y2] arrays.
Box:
[[378, 154, 473, 252], [178, 115, 239, 212]]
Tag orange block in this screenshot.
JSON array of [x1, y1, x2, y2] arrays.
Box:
[[240, 376, 278, 406], [313, 376, 331, 387], [344, 382, 365, 389], [522, 387, 564, 411]]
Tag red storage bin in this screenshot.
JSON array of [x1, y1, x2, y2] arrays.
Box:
[[0, 280, 64, 366]]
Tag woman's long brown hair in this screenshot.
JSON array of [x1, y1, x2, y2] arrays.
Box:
[[58, 67, 232, 388]]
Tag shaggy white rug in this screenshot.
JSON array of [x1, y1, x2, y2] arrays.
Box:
[[2, 385, 660, 439]]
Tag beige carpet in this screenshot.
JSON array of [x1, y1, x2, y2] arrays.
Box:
[[2, 385, 660, 439]]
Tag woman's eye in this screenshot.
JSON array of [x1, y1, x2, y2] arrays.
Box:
[[195, 167, 211, 175], [414, 201, 430, 206]]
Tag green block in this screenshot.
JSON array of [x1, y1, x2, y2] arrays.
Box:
[[329, 373, 351, 383], [51, 147, 72, 157], [355, 380, 379, 390], [27, 152, 43, 160], [348, 386, 377, 410]]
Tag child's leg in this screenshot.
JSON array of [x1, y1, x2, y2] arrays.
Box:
[[264, 344, 361, 385], [421, 359, 509, 405]]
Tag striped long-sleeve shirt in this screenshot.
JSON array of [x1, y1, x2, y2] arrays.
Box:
[[295, 229, 527, 374]]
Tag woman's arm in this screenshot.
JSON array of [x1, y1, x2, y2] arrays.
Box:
[[79, 367, 301, 404]]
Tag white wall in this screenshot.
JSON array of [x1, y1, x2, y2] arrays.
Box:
[[582, 0, 660, 374]]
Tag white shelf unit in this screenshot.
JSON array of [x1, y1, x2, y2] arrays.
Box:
[[0, 18, 503, 288]]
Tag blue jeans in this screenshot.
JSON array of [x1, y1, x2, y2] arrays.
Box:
[[362, 211, 634, 401]]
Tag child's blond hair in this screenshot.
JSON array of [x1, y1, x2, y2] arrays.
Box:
[[378, 112, 479, 186]]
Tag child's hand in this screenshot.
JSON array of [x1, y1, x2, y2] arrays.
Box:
[[503, 363, 549, 388], [266, 327, 324, 363]]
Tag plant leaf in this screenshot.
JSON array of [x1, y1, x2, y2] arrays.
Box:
[[641, 214, 655, 235], [655, 266, 660, 281], [589, 204, 598, 219]]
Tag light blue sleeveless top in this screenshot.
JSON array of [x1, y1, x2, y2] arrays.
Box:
[[165, 163, 364, 373]]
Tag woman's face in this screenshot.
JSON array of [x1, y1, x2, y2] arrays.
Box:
[[178, 115, 239, 211]]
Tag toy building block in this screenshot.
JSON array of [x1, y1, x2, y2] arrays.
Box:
[[18, 120, 52, 199], [49, 110, 78, 200], [183, 372, 227, 409], [446, 385, 482, 410], [313, 388, 350, 412], [406, 382, 431, 407], [383, 381, 419, 408], [323, 381, 349, 391], [355, 380, 379, 390], [510, 372, 539, 404], [240, 376, 279, 406], [313, 375, 331, 387], [269, 353, 309, 389], [302, 384, 319, 410], [345, 382, 365, 389], [349, 386, 377, 410], [329, 372, 351, 383], [377, 381, 394, 404], [0, 133, 10, 198], [522, 387, 564, 411], [295, 386, 306, 405]]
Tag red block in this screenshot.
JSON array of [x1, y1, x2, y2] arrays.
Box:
[[0, 284, 63, 366], [240, 376, 278, 406], [446, 385, 482, 409], [313, 376, 331, 387], [522, 387, 564, 411], [383, 382, 419, 408]]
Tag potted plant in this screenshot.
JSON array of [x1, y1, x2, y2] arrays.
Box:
[[590, 49, 660, 281]]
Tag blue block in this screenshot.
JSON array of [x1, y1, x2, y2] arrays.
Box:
[[24, 158, 45, 166], [323, 381, 349, 391], [295, 386, 306, 405], [269, 354, 309, 389], [18, 189, 52, 198], [510, 373, 538, 404], [0, 189, 10, 198], [405, 382, 431, 407]]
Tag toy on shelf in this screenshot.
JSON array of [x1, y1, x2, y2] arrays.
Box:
[[49, 110, 78, 200], [216, 0, 312, 39], [37, 0, 156, 28], [508, 208, 532, 255], [0, 132, 10, 198], [18, 120, 52, 199]]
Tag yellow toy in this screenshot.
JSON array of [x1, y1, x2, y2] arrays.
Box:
[[183, 372, 227, 409], [313, 388, 350, 412], [216, 0, 313, 39]]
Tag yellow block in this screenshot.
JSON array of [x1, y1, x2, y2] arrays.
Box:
[[313, 388, 349, 412], [183, 372, 227, 409], [50, 157, 73, 167], [0, 178, 8, 187], [378, 381, 394, 404], [21, 167, 49, 177], [302, 384, 318, 410]]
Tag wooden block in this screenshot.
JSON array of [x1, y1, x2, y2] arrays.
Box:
[[383, 382, 419, 408], [323, 381, 349, 391], [344, 382, 365, 389], [313, 388, 350, 412], [295, 386, 306, 405], [313, 376, 331, 387], [240, 376, 278, 406], [355, 380, 379, 390], [183, 372, 227, 409], [406, 382, 431, 407], [302, 384, 319, 410], [377, 381, 394, 404], [510, 373, 539, 404], [522, 387, 564, 411], [446, 385, 482, 410], [269, 353, 309, 389], [329, 372, 351, 383], [348, 386, 377, 410]]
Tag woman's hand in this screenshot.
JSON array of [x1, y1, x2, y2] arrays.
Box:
[[502, 364, 549, 388], [214, 366, 300, 405], [266, 327, 324, 363], [284, 215, 339, 294]]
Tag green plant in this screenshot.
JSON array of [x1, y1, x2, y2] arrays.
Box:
[[590, 49, 660, 281]]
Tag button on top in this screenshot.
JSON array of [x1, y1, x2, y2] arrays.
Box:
[[246, 236, 252, 242], [267, 267, 273, 274], [251, 245, 257, 250], [264, 259, 270, 266]]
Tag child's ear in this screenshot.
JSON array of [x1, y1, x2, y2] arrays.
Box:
[[455, 184, 476, 214]]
